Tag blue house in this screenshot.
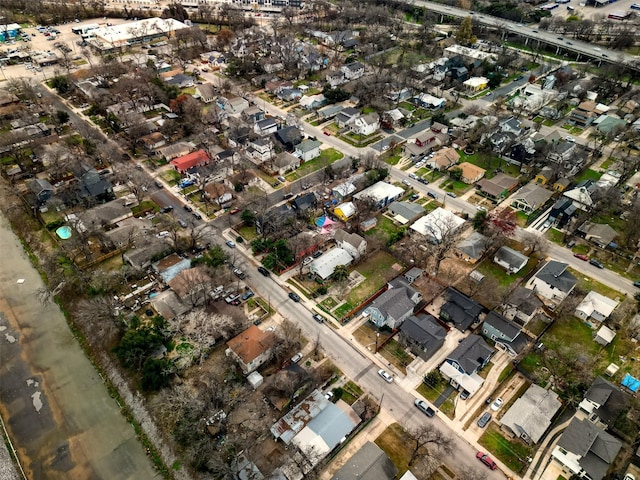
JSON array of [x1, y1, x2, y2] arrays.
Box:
[[0, 23, 21, 42], [364, 277, 421, 329], [481, 311, 529, 356]]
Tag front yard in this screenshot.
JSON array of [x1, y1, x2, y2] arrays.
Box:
[[478, 423, 534, 474]]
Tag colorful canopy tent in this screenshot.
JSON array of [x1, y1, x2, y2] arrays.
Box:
[[621, 373, 640, 393], [315, 215, 337, 235]]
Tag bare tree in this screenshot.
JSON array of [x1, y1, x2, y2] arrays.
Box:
[[406, 424, 453, 467], [520, 231, 550, 256]]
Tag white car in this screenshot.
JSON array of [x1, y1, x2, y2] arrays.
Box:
[[378, 369, 394, 383], [490, 397, 504, 411], [291, 352, 303, 363], [565, 135, 575, 142]]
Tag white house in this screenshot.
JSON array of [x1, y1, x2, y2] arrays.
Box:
[[353, 181, 404, 209], [575, 291, 618, 323], [525, 260, 577, 305], [309, 248, 353, 280], [334, 229, 366, 259], [351, 113, 380, 136], [341, 62, 365, 80], [254, 117, 278, 136], [295, 139, 322, 162], [299, 94, 326, 110], [410, 208, 465, 243], [247, 138, 273, 163]]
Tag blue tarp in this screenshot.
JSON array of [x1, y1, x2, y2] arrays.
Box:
[[622, 373, 640, 393]]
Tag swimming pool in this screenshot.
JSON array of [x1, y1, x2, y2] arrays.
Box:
[[56, 226, 72, 240]]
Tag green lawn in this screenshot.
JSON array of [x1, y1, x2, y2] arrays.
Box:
[[600, 158, 614, 169], [546, 228, 565, 245], [476, 256, 537, 287], [416, 377, 456, 419], [364, 215, 402, 245], [237, 224, 258, 241], [569, 267, 625, 299], [334, 302, 355, 320], [479, 423, 533, 473], [375, 424, 413, 477], [575, 169, 602, 183], [346, 251, 401, 307], [286, 148, 343, 180], [319, 297, 338, 310], [378, 338, 415, 374], [340, 381, 363, 405], [385, 154, 403, 166]]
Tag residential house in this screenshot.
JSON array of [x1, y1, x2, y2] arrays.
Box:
[[551, 418, 621, 480], [157, 141, 194, 160], [309, 248, 353, 281], [29, 178, 54, 204], [351, 113, 380, 136], [170, 149, 210, 173], [502, 287, 543, 325], [548, 198, 577, 228], [278, 88, 303, 102], [388, 201, 424, 224], [364, 277, 422, 329], [535, 166, 554, 186], [334, 202, 357, 222], [77, 166, 114, 203], [510, 183, 554, 214], [569, 101, 603, 127], [554, 178, 571, 192], [242, 106, 265, 124], [575, 291, 618, 324], [500, 117, 525, 136], [440, 288, 483, 332], [548, 141, 579, 171], [577, 222, 618, 248], [463, 76, 489, 93], [493, 246, 529, 274], [275, 126, 303, 151], [563, 180, 597, 211], [334, 228, 367, 259], [476, 174, 519, 202], [526, 260, 577, 306], [291, 192, 317, 212], [341, 62, 365, 80], [295, 139, 322, 162], [327, 71, 346, 88], [318, 105, 344, 121], [415, 131, 438, 148], [254, 117, 278, 136], [247, 138, 273, 163], [195, 83, 217, 103], [455, 162, 486, 184], [224, 97, 249, 115], [354, 181, 404, 209], [578, 377, 630, 429], [332, 181, 357, 201], [273, 153, 300, 175], [426, 147, 460, 171], [410, 208, 465, 243], [335, 107, 360, 128], [138, 132, 166, 152], [412, 93, 446, 110], [439, 334, 495, 398], [330, 442, 398, 480], [500, 384, 562, 444], [595, 115, 626, 136], [299, 94, 326, 110], [399, 314, 447, 361], [226, 325, 276, 374], [456, 232, 489, 263], [482, 311, 529, 356], [167, 267, 211, 306]]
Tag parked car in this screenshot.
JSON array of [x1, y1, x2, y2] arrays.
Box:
[[409, 173, 418, 180], [225, 240, 236, 248], [288, 292, 300, 302], [229, 208, 241, 215], [155, 180, 164, 189], [589, 259, 604, 269], [241, 290, 254, 301], [193, 212, 202, 220], [427, 192, 438, 199], [323, 131, 331, 136], [291, 352, 303, 363], [159, 206, 173, 213], [378, 369, 394, 383], [409, 193, 420, 201], [634, 281, 640, 288], [414, 399, 435, 417], [277, 176, 286, 183], [225, 293, 240, 304], [477, 412, 492, 428], [178, 219, 188, 228], [312, 250, 324, 258], [446, 192, 457, 198], [402, 179, 411, 186], [233, 268, 245, 279], [257, 266, 270, 277], [418, 178, 430, 185], [303, 257, 313, 266], [476, 452, 497, 470], [312, 313, 325, 323], [183, 204, 193, 212], [490, 398, 504, 411], [573, 253, 589, 261]]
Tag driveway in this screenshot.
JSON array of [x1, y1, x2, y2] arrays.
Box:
[[434, 384, 456, 408]]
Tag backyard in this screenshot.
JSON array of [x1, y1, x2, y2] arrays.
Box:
[[363, 215, 403, 246], [352, 323, 414, 374], [285, 148, 344, 180], [345, 250, 403, 307], [478, 423, 534, 474]]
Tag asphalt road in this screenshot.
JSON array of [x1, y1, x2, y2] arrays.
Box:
[[405, 0, 639, 68]]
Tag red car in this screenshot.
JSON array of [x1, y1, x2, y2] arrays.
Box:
[[229, 208, 241, 215], [476, 452, 497, 470], [323, 131, 331, 136], [573, 253, 589, 261]]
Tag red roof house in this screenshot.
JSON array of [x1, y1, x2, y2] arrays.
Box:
[[170, 149, 210, 173]]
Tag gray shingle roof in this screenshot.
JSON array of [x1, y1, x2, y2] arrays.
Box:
[[534, 260, 577, 293], [400, 314, 446, 350], [331, 441, 398, 480], [447, 334, 494, 375], [369, 287, 416, 321], [440, 288, 482, 331], [484, 311, 521, 341]]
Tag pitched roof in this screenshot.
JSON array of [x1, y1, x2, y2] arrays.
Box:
[[309, 248, 353, 280], [447, 334, 494, 374], [400, 314, 446, 350], [227, 325, 276, 365], [456, 232, 489, 260], [513, 183, 554, 209], [368, 286, 417, 321], [500, 384, 561, 444], [297, 139, 322, 153], [506, 287, 542, 316], [578, 221, 618, 246], [441, 288, 483, 331], [457, 162, 486, 180], [388, 201, 424, 223], [583, 376, 630, 427], [494, 246, 529, 271], [533, 260, 577, 293], [334, 228, 365, 249], [170, 149, 210, 172], [331, 441, 398, 480], [484, 311, 522, 341], [576, 291, 618, 320], [557, 418, 621, 480]]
